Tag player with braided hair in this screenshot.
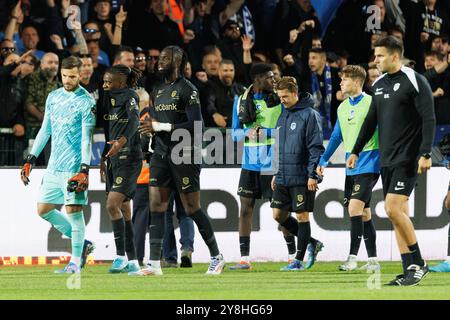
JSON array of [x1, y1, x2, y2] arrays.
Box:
[[101, 64, 143, 274]]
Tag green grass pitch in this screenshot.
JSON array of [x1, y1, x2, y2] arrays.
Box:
[[1, 262, 450, 300]]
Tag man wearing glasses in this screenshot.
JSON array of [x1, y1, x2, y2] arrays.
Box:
[[0, 39, 16, 64]]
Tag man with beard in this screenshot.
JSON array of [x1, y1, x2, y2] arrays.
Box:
[[207, 59, 245, 128], [134, 45, 225, 276], [20, 56, 96, 274], [25, 52, 61, 165]]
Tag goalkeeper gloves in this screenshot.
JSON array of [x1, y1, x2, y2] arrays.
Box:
[[67, 164, 90, 193], [21, 155, 36, 186]]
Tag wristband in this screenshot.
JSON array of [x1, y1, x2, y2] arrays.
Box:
[[24, 154, 36, 165], [153, 122, 172, 132]]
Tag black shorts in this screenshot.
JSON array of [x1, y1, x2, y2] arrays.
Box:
[[381, 163, 418, 197], [344, 173, 380, 208], [237, 169, 273, 199], [149, 152, 200, 194], [106, 159, 142, 199], [270, 185, 315, 213]]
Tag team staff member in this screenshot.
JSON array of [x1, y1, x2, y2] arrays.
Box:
[[101, 65, 142, 274], [134, 45, 225, 276], [348, 36, 436, 286], [271, 76, 325, 271], [317, 65, 380, 272]]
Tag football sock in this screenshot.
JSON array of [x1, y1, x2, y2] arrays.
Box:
[[349, 215, 363, 256], [363, 219, 377, 258], [111, 217, 125, 257], [41, 209, 72, 238], [284, 235, 296, 255], [67, 211, 85, 261], [401, 253, 413, 274], [280, 216, 298, 234], [239, 236, 250, 257], [149, 212, 165, 261], [125, 220, 137, 261], [190, 209, 219, 257], [408, 243, 425, 267], [295, 222, 311, 261]]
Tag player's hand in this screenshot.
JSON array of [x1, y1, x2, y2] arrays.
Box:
[[68, 172, 89, 193], [316, 165, 324, 177], [417, 156, 432, 174], [100, 156, 107, 182], [241, 34, 254, 51], [346, 154, 358, 169], [213, 113, 227, 128], [115, 5, 127, 24], [271, 176, 276, 191], [307, 178, 319, 191], [139, 116, 154, 135], [20, 155, 36, 186], [106, 138, 126, 158]]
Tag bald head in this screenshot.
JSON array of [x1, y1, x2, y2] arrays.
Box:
[[41, 53, 59, 79]]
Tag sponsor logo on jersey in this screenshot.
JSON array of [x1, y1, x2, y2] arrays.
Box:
[[154, 103, 177, 111]]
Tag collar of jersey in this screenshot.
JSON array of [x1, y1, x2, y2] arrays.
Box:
[[348, 93, 364, 106]]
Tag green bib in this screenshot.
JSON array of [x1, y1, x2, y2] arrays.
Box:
[[337, 94, 379, 153], [240, 97, 282, 147]]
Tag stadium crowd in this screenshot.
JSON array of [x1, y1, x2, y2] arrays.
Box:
[[0, 0, 449, 166]]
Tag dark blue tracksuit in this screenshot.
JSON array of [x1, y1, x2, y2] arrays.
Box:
[[275, 93, 324, 187]]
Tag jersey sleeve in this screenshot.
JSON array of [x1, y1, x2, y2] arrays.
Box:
[[30, 94, 52, 157], [414, 73, 436, 155], [319, 119, 343, 167], [81, 98, 96, 166]]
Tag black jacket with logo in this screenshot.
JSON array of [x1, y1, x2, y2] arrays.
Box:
[[353, 66, 436, 167]]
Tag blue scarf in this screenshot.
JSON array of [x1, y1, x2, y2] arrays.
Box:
[[311, 64, 332, 129]]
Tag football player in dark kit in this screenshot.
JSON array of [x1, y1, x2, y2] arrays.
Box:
[[101, 64, 142, 274], [348, 36, 436, 286], [135, 46, 225, 276]]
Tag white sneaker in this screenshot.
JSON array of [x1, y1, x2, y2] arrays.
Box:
[[359, 258, 381, 271], [339, 255, 357, 271], [128, 263, 163, 276], [205, 254, 225, 275]]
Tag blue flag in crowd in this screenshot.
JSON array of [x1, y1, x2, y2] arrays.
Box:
[[311, 0, 343, 38]]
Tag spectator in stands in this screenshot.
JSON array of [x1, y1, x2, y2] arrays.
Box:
[[144, 48, 161, 93], [365, 63, 381, 89], [128, 0, 183, 50], [25, 52, 60, 165], [217, 20, 250, 85], [308, 48, 341, 134], [422, 50, 450, 124], [185, 0, 216, 72], [134, 48, 147, 88], [271, 63, 282, 82], [83, 21, 111, 66], [1, 1, 25, 54], [19, 25, 45, 60], [0, 51, 37, 165], [431, 35, 449, 56], [112, 46, 134, 67], [0, 39, 16, 64], [79, 54, 100, 101], [207, 59, 245, 128]]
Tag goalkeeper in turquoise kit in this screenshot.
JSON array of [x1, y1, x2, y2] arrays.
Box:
[[20, 56, 96, 274]]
